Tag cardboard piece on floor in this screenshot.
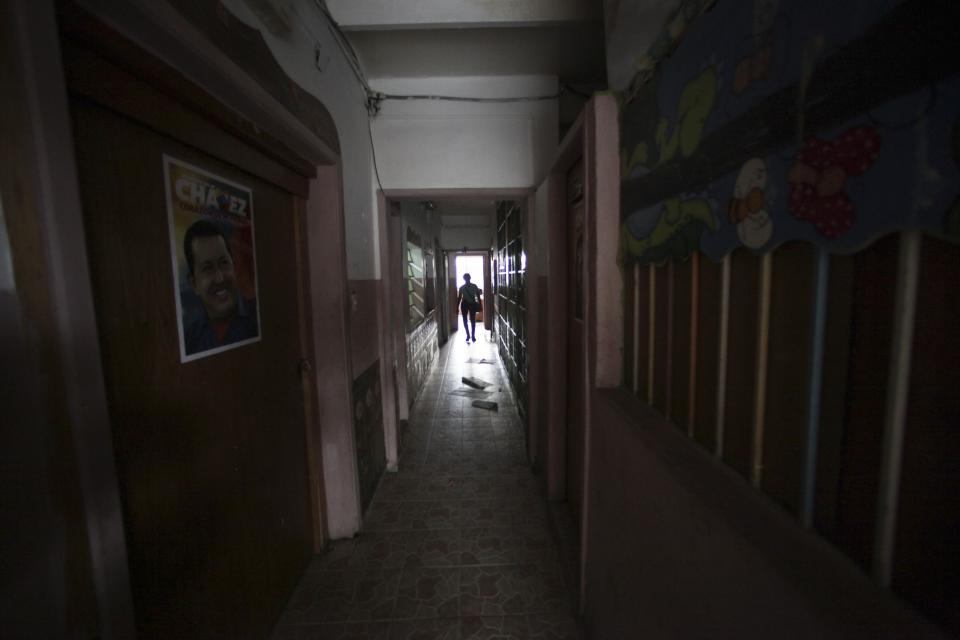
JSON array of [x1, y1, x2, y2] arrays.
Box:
[[462, 376, 491, 389], [471, 400, 498, 411], [448, 388, 492, 399]]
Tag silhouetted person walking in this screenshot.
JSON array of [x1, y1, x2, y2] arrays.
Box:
[[457, 273, 482, 343]]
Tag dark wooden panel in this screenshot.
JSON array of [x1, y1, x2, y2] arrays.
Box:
[[814, 253, 855, 539], [670, 257, 693, 431], [60, 0, 340, 158], [833, 233, 899, 571], [893, 235, 960, 636], [565, 160, 585, 524], [635, 264, 651, 402], [62, 43, 310, 197], [652, 263, 671, 416], [723, 250, 761, 479], [622, 261, 635, 392], [761, 243, 815, 516], [72, 100, 312, 639], [693, 256, 722, 452]]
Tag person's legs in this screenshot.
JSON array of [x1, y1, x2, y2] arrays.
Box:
[[462, 306, 471, 342], [469, 308, 477, 342]]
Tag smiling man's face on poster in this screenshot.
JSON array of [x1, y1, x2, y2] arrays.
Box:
[[165, 156, 261, 362]]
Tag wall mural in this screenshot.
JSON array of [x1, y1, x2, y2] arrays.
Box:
[[353, 360, 385, 512], [618, 0, 960, 264]]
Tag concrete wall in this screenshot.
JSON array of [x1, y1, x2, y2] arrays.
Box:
[[583, 389, 943, 639], [439, 213, 492, 251], [223, 0, 378, 281], [371, 75, 559, 190]]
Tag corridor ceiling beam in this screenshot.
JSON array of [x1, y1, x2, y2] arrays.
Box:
[[325, 0, 601, 30]]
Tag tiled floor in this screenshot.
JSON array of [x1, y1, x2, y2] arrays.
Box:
[[272, 331, 582, 640]]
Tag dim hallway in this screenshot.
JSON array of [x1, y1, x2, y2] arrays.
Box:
[[5, 1, 960, 638], [271, 332, 582, 639]]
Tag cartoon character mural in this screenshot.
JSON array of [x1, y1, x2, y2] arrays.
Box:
[[622, 197, 716, 264], [616, 0, 959, 266], [728, 158, 773, 249], [788, 125, 881, 238], [620, 65, 719, 263], [733, 0, 778, 95]]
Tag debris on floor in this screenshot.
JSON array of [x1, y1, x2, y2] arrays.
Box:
[[462, 376, 492, 389], [471, 399, 499, 411], [448, 388, 491, 399], [465, 358, 495, 364]]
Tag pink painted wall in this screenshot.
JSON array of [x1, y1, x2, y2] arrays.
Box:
[[348, 278, 382, 375]]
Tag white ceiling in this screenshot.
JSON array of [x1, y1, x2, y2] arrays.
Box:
[[325, 0, 607, 84], [435, 198, 496, 224], [344, 25, 606, 82], [326, 0, 601, 30]]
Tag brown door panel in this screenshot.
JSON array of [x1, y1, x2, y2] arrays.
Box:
[[70, 93, 313, 639]]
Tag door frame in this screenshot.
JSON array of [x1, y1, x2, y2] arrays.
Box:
[[450, 249, 492, 335], [536, 95, 621, 610], [3, 1, 138, 635]]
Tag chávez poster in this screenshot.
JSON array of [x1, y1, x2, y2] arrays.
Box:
[[164, 155, 261, 362]]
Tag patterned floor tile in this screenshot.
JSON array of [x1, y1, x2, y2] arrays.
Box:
[[459, 565, 567, 617], [272, 620, 392, 640], [394, 567, 460, 619], [460, 614, 580, 640], [432, 418, 463, 433], [377, 476, 423, 501], [459, 527, 556, 566], [389, 617, 460, 640], [364, 502, 410, 530], [308, 539, 358, 572], [426, 443, 464, 458], [495, 441, 527, 458], [282, 569, 401, 623], [459, 615, 528, 640], [410, 405, 436, 421], [273, 335, 582, 638], [523, 612, 582, 639], [366, 501, 466, 531], [457, 500, 499, 528], [486, 475, 539, 498], [461, 442, 498, 458], [461, 433, 495, 447], [429, 430, 462, 447], [351, 530, 461, 569], [490, 417, 523, 432], [489, 497, 548, 527], [420, 476, 478, 500], [435, 398, 464, 419]]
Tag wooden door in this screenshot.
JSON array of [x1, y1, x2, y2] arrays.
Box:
[[67, 49, 317, 639], [566, 158, 586, 524]]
